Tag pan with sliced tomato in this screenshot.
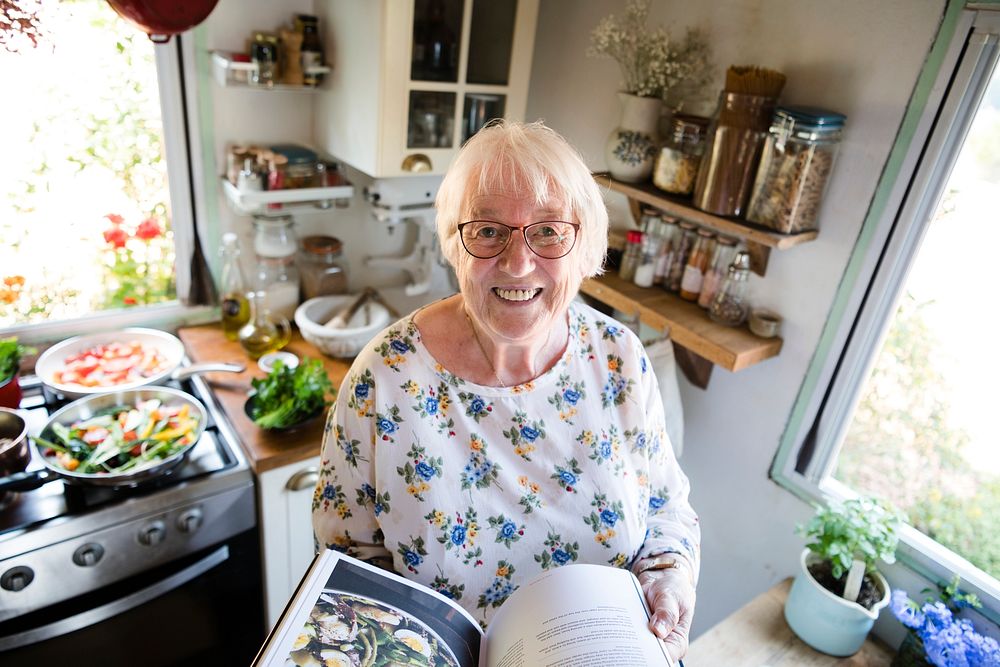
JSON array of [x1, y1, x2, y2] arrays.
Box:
[[0, 387, 207, 493]]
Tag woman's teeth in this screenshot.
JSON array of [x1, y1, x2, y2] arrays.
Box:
[[494, 288, 540, 302]]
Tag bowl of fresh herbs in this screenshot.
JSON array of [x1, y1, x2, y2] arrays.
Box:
[[245, 357, 334, 432]]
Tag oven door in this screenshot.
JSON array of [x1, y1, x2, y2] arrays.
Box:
[[0, 527, 264, 667]]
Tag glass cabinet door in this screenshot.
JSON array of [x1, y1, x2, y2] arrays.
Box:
[[462, 93, 505, 141], [407, 91, 457, 149], [466, 0, 517, 85], [410, 0, 463, 83]]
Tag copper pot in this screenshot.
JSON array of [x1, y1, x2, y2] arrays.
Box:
[[105, 0, 220, 43]]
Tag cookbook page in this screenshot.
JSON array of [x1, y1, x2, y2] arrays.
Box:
[[482, 564, 672, 667], [255, 550, 483, 667]]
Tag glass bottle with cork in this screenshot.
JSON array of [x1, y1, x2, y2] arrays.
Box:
[[219, 232, 250, 341], [679, 229, 715, 301], [299, 235, 349, 300]]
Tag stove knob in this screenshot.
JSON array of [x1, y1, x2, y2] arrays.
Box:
[[176, 507, 203, 534], [137, 520, 166, 547], [72, 543, 105, 567], [1, 566, 34, 592]]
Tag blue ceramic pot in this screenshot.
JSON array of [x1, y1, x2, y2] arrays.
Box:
[[784, 548, 889, 657]]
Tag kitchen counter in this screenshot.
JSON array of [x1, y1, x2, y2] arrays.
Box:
[[686, 578, 894, 666], [178, 325, 350, 474]]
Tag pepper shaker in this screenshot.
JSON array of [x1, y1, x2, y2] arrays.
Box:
[[709, 250, 751, 326]]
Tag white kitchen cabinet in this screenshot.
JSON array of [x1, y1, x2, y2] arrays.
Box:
[[258, 455, 320, 629], [316, 0, 539, 178]]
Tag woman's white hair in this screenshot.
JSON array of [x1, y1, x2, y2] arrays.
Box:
[[435, 120, 608, 279]]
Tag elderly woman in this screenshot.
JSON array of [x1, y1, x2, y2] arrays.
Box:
[[313, 120, 699, 661]]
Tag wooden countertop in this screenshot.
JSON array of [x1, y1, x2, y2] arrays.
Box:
[[685, 578, 894, 666], [178, 325, 351, 474]]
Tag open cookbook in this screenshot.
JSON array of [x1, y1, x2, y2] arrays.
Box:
[[253, 549, 675, 667]]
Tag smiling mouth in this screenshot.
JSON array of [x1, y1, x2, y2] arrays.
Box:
[[493, 287, 541, 302]]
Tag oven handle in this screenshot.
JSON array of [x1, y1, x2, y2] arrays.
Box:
[[0, 545, 229, 651]]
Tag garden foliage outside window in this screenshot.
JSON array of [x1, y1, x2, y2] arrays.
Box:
[[0, 1, 180, 327]]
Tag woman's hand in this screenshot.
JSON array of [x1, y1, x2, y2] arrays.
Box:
[[638, 563, 697, 663]]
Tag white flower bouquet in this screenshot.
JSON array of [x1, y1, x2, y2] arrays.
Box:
[[587, 0, 710, 104]]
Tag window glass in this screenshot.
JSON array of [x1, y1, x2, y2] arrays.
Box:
[[0, 1, 177, 327], [835, 62, 1000, 580]]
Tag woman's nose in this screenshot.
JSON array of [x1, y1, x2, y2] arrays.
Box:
[[497, 229, 535, 276]]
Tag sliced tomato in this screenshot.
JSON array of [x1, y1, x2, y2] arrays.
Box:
[[82, 428, 109, 445]]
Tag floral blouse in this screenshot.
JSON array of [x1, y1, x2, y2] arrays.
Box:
[[312, 300, 700, 627]]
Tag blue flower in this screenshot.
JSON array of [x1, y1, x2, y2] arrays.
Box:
[[450, 525, 467, 546], [374, 502, 385, 516], [559, 470, 577, 486], [606, 325, 619, 337], [415, 461, 436, 481], [636, 432, 647, 450], [598, 440, 612, 459], [552, 549, 571, 565], [470, 397, 485, 413], [520, 425, 540, 442], [361, 483, 376, 500], [891, 590, 924, 630], [500, 521, 517, 539], [641, 356, 648, 373], [600, 509, 619, 527], [563, 388, 580, 405], [437, 587, 455, 599], [377, 418, 396, 434], [322, 484, 336, 500], [649, 496, 666, 511], [354, 383, 369, 399], [403, 549, 422, 567], [424, 397, 438, 414], [390, 339, 409, 354]]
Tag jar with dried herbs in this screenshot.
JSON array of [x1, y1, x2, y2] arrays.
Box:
[[746, 106, 846, 233]]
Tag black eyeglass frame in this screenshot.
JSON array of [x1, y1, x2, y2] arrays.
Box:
[[457, 220, 582, 259]]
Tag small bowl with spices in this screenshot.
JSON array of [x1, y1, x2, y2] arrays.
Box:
[[749, 309, 783, 338]]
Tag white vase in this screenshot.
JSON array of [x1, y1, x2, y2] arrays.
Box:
[[605, 92, 662, 183], [784, 548, 890, 657]]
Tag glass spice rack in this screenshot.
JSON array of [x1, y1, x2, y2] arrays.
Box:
[[592, 173, 818, 276]]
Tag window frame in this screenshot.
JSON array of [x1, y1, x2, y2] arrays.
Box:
[[1, 29, 216, 345], [771, 5, 1000, 620]]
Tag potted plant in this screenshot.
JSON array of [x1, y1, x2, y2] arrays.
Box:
[[587, 0, 710, 182], [784, 496, 902, 656], [0, 337, 35, 409], [890, 576, 1000, 666]]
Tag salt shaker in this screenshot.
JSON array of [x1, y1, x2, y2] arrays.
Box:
[[709, 250, 751, 326]]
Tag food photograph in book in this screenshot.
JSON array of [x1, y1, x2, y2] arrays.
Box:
[[284, 558, 481, 667]]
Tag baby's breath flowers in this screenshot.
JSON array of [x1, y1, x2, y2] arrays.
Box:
[[588, 0, 710, 104]]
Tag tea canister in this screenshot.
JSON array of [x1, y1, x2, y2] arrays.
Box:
[[746, 106, 846, 233], [652, 114, 709, 196]]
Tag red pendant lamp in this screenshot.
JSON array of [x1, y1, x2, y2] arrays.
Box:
[[105, 0, 220, 43]]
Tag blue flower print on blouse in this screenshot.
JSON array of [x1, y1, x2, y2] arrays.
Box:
[[356, 484, 391, 517], [431, 572, 465, 601], [488, 514, 525, 548], [459, 392, 493, 422], [404, 380, 456, 436], [585, 493, 625, 549], [396, 443, 442, 500], [535, 531, 579, 570], [459, 434, 502, 491], [478, 560, 517, 613], [550, 458, 583, 493], [347, 368, 375, 418], [375, 406, 403, 443], [601, 354, 634, 407], [548, 373, 587, 424], [312, 481, 352, 520], [649, 487, 670, 515], [397, 536, 427, 573], [427, 507, 483, 566], [375, 322, 418, 372], [503, 410, 547, 461]]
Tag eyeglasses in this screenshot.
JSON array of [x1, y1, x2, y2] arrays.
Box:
[[457, 220, 580, 259]]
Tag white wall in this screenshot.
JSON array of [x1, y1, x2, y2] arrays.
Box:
[[525, 0, 947, 638]]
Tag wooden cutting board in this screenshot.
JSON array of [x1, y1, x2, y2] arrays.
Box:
[[178, 324, 351, 474]]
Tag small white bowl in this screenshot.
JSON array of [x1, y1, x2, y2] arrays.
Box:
[[258, 351, 299, 374], [295, 295, 392, 358]]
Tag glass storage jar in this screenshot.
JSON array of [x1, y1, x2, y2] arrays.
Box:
[[698, 236, 737, 309], [679, 229, 715, 301], [746, 106, 846, 233], [709, 250, 751, 326], [299, 235, 349, 300], [652, 114, 709, 196], [256, 255, 300, 322], [666, 222, 697, 293], [252, 215, 297, 258]]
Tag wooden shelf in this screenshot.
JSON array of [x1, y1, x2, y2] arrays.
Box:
[[580, 272, 782, 385], [593, 172, 817, 275]]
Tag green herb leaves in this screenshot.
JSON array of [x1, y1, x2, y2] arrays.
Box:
[[249, 358, 334, 430], [799, 496, 902, 579]]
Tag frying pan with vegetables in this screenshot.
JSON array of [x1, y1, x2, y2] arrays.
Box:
[[0, 387, 207, 493]]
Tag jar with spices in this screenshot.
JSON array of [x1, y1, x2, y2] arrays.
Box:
[[679, 229, 715, 301], [270, 144, 321, 189], [709, 250, 751, 327], [698, 236, 737, 309], [666, 222, 697, 292], [250, 32, 279, 86], [652, 114, 709, 196], [746, 106, 846, 233], [296, 14, 324, 87], [654, 217, 679, 287], [299, 235, 349, 300], [256, 256, 300, 322], [618, 230, 644, 282], [633, 232, 659, 288], [252, 215, 297, 259]]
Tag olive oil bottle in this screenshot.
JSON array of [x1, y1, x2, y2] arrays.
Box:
[[220, 232, 251, 340], [238, 290, 291, 359]]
